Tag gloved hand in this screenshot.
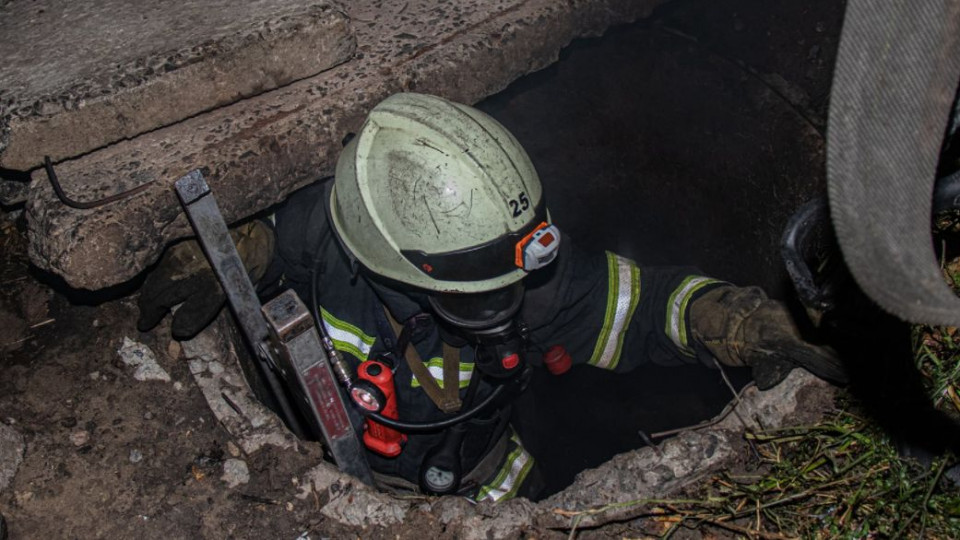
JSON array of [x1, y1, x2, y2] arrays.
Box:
[[137, 220, 275, 340], [690, 285, 849, 390]]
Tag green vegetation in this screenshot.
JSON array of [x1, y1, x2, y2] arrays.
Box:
[[561, 407, 960, 539], [915, 257, 960, 425], [664, 410, 959, 538]]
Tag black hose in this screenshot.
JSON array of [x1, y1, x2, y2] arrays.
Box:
[[43, 156, 151, 209], [363, 384, 505, 434], [309, 247, 508, 434]]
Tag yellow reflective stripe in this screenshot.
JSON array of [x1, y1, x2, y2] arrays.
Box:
[[588, 252, 641, 370], [410, 358, 474, 389], [666, 276, 721, 356], [475, 433, 534, 503], [320, 307, 375, 362]]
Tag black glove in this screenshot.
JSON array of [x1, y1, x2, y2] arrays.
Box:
[[137, 221, 275, 340], [690, 286, 849, 390]]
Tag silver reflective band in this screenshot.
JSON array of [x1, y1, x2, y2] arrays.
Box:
[[320, 307, 375, 361], [475, 433, 534, 503], [588, 252, 641, 370], [666, 276, 722, 356], [411, 359, 474, 389]]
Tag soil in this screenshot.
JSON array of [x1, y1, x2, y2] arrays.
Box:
[[0, 0, 845, 537], [0, 220, 335, 538]]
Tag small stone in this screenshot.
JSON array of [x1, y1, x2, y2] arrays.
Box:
[[286, 501, 294, 512], [221, 458, 250, 488], [129, 449, 143, 463], [143, 411, 154, 420], [117, 337, 171, 382], [92, 319, 100, 328], [167, 340, 181, 360], [173, 382, 183, 391], [70, 430, 89, 447], [14, 491, 33, 505], [88, 371, 100, 380], [226, 441, 241, 458]]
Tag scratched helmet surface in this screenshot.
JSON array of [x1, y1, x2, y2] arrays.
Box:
[[329, 92, 550, 293]]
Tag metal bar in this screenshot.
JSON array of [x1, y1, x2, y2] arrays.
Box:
[[174, 169, 306, 439], [263, 291, 375, 485], [174, 169, 373, 485]]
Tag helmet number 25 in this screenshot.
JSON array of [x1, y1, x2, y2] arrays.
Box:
[[508, 192, 530, 217]]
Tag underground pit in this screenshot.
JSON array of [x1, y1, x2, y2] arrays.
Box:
[[193, 0, 840, 514], [1, 0, 850, 536]]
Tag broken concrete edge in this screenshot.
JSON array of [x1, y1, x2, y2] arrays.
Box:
[[0, 3, 355, 170], [540, 370, 838, 531], [25, 0, 669, 290], [164, 301, 835, 534], [182, 315, 298, 455], [1, 6, 356, 171], [287, 371, 835, 535]]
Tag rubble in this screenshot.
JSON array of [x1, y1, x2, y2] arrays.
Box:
[[69, 430, 89, 447], [160, 307, 835, 533], [0, 422, 24, 493], [117, 337, 171, 382], [181, 316, 296, 454], [283, 370, 835, 533], [221, 459, 250, 488]]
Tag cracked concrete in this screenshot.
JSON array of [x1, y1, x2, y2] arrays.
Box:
[[0, 0, 355, 170], [181, 314, 836, 535], [20, 0, 667, 290]]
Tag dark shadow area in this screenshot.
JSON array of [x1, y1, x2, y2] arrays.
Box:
[[819, 271, 960, 460], [28, 265, 146, 307], [477, 0, 846, 497]]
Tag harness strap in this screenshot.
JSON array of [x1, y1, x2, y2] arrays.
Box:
[[385, 308, 462, 413]]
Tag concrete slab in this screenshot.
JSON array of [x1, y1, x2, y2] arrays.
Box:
[[24, 0, 667, 290], [0, 0, 355, 170]]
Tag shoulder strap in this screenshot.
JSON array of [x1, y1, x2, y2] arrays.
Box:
[[384, 308, 462, 413]]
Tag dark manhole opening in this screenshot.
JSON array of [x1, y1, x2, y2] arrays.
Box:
[[471, 0, 838, 498]]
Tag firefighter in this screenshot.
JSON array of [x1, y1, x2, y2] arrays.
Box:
[[137, 93, 846, 502]]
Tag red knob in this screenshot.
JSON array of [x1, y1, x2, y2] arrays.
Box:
[[543, 345, 572, 375]]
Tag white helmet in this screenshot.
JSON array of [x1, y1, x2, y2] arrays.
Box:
[[329, 93, 561, 298]]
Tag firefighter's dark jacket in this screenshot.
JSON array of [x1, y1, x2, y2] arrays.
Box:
[[266, 180, 723, 498]]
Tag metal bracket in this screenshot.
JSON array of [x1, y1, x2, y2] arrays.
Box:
[[174, 169, 373, 485], [263, 290, 374, 485]]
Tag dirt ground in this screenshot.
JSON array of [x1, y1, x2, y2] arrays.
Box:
[[1, 218, 338, 538], [0, 0, 845, 538]]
